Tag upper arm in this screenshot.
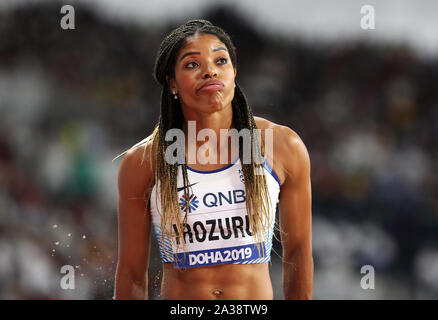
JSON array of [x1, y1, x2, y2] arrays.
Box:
[[116, 143, 153, 279], [277, 127, 312, 258]]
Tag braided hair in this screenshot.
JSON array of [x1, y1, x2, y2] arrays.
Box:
[[120, 19, 274, 258]]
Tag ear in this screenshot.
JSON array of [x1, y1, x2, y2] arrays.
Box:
[[234, 68, 237, 78], [166, 75, 177, 93]]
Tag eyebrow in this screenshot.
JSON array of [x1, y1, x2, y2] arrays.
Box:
[[179, 46, 228, 62]]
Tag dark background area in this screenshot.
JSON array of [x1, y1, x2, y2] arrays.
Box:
[[0, 1, 437, 299]]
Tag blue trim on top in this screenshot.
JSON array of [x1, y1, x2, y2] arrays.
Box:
[[184, 156, 281, 186], [263, 159, 281, 188], [185, 157, 240, 174]]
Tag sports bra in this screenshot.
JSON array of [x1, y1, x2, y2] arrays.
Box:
[[149, 157, 281, 269]]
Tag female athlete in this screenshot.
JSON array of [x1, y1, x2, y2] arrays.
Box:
[[114, 19, 313, 300]]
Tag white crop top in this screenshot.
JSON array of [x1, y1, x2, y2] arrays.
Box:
[[149, 157, 281, 269]]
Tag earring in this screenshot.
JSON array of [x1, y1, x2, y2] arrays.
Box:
[[172, 91, 178, 100]]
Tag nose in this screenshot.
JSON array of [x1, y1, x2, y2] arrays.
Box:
[[202, 61, 217, 79]]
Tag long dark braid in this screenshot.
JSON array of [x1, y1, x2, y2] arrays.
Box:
[[149, 19, 272, 256]]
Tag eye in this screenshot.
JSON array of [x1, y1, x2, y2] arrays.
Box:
[[185, 61, 199, 69], [217, 57, 228, 65], [184, 57, 228, 69]]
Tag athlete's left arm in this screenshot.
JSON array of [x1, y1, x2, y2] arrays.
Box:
[[277, 126, 313, 300]]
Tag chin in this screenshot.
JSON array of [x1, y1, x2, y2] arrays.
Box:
[[195, 100, 223, 113], [207, 102, 224, 112]]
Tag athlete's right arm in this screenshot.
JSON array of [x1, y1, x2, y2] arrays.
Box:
[[114, 143, 153, 300]]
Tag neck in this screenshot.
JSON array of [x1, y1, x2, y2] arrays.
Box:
[[182, 105, 236, 165]]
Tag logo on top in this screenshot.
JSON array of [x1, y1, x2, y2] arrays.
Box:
[[177, 182, 199, 192], [179, 194, 199, 213], [178, 182, 199, 213]]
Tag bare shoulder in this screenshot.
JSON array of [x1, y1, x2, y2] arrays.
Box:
[[254, 116, 297, 138], [117, 136, 154, 198], [254, 116, 310, 184], [254, 116, 306, 152]]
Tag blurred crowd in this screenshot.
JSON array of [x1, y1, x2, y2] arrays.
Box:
[[0, 2, 437, 299]]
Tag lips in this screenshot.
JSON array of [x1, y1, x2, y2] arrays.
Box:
[[198, 80, 224, 93]]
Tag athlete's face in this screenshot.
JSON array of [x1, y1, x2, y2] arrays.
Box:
[[169, 33, 237, 114]]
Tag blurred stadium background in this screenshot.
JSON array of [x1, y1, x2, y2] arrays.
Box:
[[0, 0, 437, 299]]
